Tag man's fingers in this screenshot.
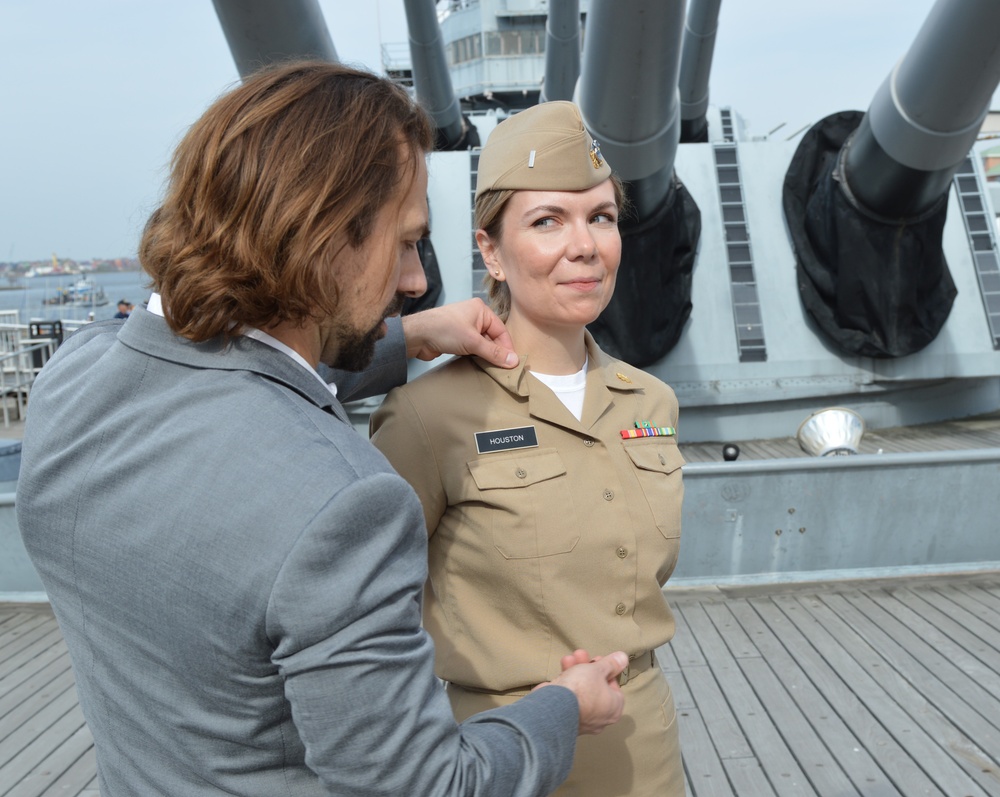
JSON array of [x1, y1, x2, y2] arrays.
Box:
[[595, 651, 628, 682], [560, 649, 591, 671], [478, 341, 517, 368], [467, 337, 517, 368], [476, 306, 518, 368], [478, 308, 515, 351]]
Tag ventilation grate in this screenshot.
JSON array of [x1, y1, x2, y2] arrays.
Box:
[[719, 107, 734, 143], [953, 155, 1000, 349], [469, 152, 489, 303], [714, 143, 765, 362]]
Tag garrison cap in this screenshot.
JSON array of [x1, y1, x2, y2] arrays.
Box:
[[474, 101, 612, 199]]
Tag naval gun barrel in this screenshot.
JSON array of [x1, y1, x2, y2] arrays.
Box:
[[539, 0, 581, 104], [576, 0, 685, 221], [845, 0, 1000, 217], [783, 0, 1000, 358], [577, 0, 701, 367], [678, 0, 722, 144], [403, 0, 478, 150], [211, 0, 338, 79]]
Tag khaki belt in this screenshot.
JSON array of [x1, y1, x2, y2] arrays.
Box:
[[617, 650, 656, 687], [450, 651, 656, 696]]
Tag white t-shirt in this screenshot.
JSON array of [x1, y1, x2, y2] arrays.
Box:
[[531, 357, 588, 420]]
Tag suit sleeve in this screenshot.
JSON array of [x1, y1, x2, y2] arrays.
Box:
[[321, 316, 408, 402], [266, 473, 578, 797], [369, 388, 448, 537]]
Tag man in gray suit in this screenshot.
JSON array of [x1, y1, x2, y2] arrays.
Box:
[[16, 63, 628, 796]]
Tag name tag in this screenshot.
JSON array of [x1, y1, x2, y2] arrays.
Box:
[[475, 426, 539, 454]]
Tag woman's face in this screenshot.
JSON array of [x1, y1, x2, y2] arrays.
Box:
[[478, 179, 621, 334]]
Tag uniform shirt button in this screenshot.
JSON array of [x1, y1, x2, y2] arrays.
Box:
[[615, 602, 627, 616], [515, 468, 527, 479], [616, 546, 628, 559], [603, 489, 614, 501], [583, 438, 595, 447]]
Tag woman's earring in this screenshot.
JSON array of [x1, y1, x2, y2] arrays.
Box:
[[494, 270, 501, 277]]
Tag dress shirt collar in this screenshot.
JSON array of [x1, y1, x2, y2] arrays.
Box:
[[146, 292, 337, 397]]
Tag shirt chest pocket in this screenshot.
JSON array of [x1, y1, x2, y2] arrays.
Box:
[[624, 439, 685, 539], [467, 449, 580, 559]]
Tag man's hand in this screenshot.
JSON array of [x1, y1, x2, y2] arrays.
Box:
[[560, 649, 595, 671], [536, 650, 628, 735], [400, 299, 518, 369]]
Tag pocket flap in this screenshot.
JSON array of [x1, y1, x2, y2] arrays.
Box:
[[624, 441, 685, 475], [468, 449, 567, 490]]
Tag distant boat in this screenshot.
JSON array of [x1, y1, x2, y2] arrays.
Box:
[[42, 277, 109, 307]]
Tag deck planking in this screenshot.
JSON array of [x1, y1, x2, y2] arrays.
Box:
[[661, 572, 1000, 796], [2, 573, 999, 796]]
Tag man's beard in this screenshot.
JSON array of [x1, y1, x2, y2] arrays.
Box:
[[330, 294, 405, 372]]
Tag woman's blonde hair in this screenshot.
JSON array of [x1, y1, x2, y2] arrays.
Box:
[[474, 175, 629, 321], [140, 61, 433, 342]]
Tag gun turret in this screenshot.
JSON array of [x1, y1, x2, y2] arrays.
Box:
[[783, 0, 1000, 358], [678, 0, 721, 144], [539, 0, 581, 104], [576, 0, 701, 366], [211, 0, 337, 78], [403, 0, 479, 150]]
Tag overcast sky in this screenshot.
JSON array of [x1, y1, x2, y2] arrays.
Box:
[[1, 0, 995, 263]]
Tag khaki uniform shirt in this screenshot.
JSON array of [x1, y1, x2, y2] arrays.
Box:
[[371, 332, 684, 691]]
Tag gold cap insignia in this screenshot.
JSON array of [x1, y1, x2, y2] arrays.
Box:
[[589, 139, 604, 169]]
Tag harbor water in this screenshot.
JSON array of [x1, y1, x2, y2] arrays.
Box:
[[0, 271, 151, 325]]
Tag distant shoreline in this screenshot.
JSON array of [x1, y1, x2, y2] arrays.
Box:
[[2, 270, 144, 291]]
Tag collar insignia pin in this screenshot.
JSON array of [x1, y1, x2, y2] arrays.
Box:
[[616, 372, 631, 383]]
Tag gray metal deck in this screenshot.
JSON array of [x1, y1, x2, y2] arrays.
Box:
[[678, 410, 1000, 463], [4, 571, 1000, 796]]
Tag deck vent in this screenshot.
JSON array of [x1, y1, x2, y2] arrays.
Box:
[[797, 407, 865, 457]]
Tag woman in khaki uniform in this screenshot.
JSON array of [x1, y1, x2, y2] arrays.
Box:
[[371, 101, 685, 797]]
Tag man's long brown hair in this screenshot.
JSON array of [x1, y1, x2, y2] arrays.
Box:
[[140, 61, 433, 342]]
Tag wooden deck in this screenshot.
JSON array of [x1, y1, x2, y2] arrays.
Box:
[[0, 605, 97, 797], [3, 571, 1000, 796], [663, 572, 1000, 796]]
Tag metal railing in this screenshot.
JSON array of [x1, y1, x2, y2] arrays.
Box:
[[0, 319, 63, 428]]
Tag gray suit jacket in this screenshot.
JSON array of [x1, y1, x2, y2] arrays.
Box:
[[16, 307, 577, 796]]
